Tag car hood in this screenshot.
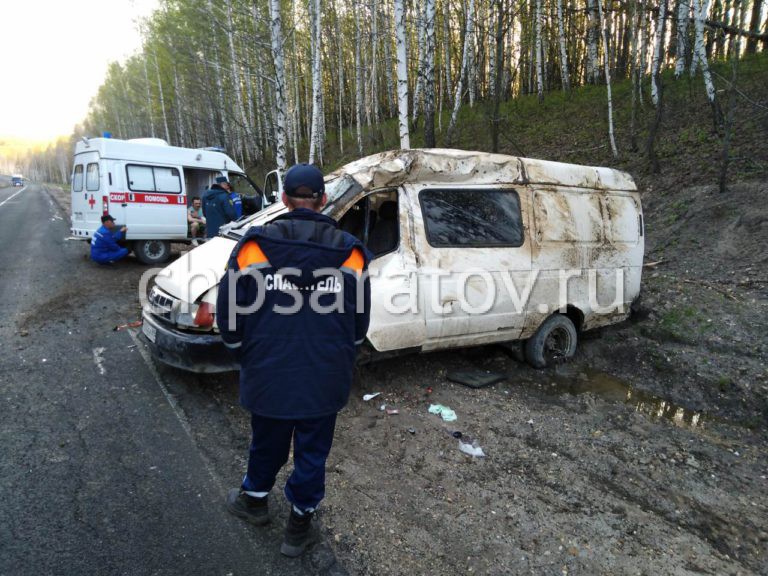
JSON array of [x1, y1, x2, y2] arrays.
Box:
[[154, 237, 237, 304]]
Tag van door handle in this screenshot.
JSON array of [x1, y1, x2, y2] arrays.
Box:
[[121, 203, 128, 207]]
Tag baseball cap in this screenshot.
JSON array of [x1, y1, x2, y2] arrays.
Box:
[[101, 214, 116, 223], [215, 176, 230, 185], [284, 164, 325, 198]]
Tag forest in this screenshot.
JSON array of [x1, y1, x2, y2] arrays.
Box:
[[16, 0, 767, 188]]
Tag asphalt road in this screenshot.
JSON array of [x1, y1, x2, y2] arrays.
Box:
[[0, 184, 326, 575]]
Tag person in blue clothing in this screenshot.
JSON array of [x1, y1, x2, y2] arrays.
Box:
[[90, 214, 129, 264], [217, 164, 371, 558], [202, 176, 238, 238], [228, 186, 243, 220]]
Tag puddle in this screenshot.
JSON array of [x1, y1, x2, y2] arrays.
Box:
[[545, 369, 707, 428]]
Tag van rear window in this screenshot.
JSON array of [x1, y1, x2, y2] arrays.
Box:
[[127, 164, 182, 193], [73, 165, 84, 192], [419, 188, 524, 247], [86, 163, 100, 191]]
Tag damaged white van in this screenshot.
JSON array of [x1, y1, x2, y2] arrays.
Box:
[[141, 149, 644, 372], [70, 137, 273, 264]]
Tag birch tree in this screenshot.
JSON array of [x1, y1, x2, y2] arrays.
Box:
[[447, 0, 476, 142], [423, 0, 437, 146], [692, 0, 720, 125], [586, 0, 600, 83], [394, 0, 411, 149], [556, 0, 571, 91], [535, 0, 545, 102], [598, 0, 619, 156], [651, 0, 667, 106], [309, 0, 324, 164], [674, 0, 690, 76], [269, 0, 288, 170]]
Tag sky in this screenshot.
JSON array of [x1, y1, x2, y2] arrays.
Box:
[[0, 0, 158, 143]]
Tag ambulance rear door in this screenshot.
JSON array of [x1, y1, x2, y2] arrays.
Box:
[[70, 151, 105, 239], [122, 163, 187, 238]]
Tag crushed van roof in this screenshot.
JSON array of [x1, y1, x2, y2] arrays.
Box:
[[327, 148, 637, 192]]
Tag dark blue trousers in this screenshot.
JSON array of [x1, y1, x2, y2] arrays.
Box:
[[91, 247, 129, 264], [242, 412, 337, 511]]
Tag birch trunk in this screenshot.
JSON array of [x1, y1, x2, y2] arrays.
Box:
[[370, 0, 381, 125], [447, 0, 475, 141], [206, 0, 228, 145], [556, 0, 571, 91], [354, 0, 364, 155], [333, 0, 345, 153], [424, 0, 437, 146], [535, 0, 545, 102], [674, 0, 690, 76], [394, 0, 411, 149], [412, 0, 427, 122], [442, 0, 453, 105], [308, 0, 324, 164], [651, 0, 667, 106], [224, 0, 247, 157], [586, 0, 600, 83], [154, 53, 171, 143], [269, 0, 288, 171], [597, 0, 619, 157], [692, 0, 720, 125], [173, 67, 186, 147], [142, 52, 156, 138]]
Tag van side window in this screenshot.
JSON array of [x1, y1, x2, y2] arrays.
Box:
[[419, 188, 524, 247], [73, 165, 84, 192], [86, 163, 100, 191], [126, 164, 182, 193], [154, 167, 181, 193]]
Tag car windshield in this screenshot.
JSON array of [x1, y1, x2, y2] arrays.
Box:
[[224, 173, 362, 236]]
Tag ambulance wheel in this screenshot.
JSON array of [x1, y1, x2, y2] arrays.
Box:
[[134, 240, 171, 265], [525, 314, 578, 368]]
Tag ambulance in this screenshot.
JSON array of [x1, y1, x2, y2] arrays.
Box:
[[70, 137, 278, 264]]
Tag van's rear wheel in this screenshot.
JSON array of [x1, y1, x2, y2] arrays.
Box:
[[134, 240, 171, 265], [525, 315, 578, 368]]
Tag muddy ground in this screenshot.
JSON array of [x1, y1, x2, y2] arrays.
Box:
[[46, 180, 767, 575]]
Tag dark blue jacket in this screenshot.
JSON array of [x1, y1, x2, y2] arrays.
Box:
[[216, 208, 371, 419], [202, 185, 238, 238], [90, 225, 124, 263]]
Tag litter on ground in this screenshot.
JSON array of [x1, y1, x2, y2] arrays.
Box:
[[429, 404, 457, 422]]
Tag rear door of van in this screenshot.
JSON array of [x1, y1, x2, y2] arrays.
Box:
[[71, 151, 103, 239], [122, 163, 187, 238]]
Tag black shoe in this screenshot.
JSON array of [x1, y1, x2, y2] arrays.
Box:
[[280, 508, 314, 557], [226, 488, 270, 526]]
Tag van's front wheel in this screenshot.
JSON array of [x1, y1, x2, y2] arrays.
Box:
[[525, 315, 578, 368], [134, 240, 171, 265]]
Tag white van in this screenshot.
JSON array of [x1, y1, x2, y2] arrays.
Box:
[[70, 137, 278, 264], [141, 149, 644, 372]]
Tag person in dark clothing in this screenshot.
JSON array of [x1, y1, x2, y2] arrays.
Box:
[[91, 214, 129, 264], [217, 164, 371, 557], [202, 176, 238, 238]]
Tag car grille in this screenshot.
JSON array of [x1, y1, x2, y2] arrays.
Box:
[[148, 286, 178, 322]]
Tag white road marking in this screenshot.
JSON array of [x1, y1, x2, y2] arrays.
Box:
[[92, 347, 107, 375], [127, 329, 226, 493], [0, 186, 28, 208]]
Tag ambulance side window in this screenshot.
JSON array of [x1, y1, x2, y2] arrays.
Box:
[[72, 165, 84, 192], [127, 165, 155, 191], [154, 167, 181, 193], [126, 164, 182, 193], [86, 163, 100, 191]]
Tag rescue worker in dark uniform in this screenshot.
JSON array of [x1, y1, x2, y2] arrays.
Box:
[[90, 214, 129, 264], [202, 176, 238, 238], [217, 164, 371, 557]]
